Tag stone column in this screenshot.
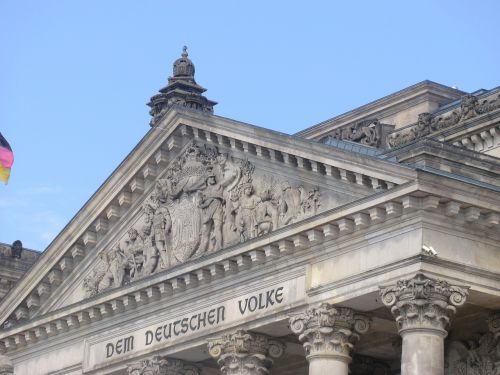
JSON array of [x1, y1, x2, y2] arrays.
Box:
[[0, 354, 13, 375], [289, 303, 371, 375], [379, 273, 469, 375], [207, 329, 285, 375], [487, 311, 500, 372], [126, 356, 200, 375]]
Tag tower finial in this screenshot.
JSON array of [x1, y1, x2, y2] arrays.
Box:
[[147, 47, 217, 126]]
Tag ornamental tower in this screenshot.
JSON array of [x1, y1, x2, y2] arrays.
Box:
[[147, 46, 217, 126]]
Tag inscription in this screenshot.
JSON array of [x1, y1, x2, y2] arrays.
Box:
[[87, 280, 303, 371], [238, 287, 284, 315], [106, 335, 134, 358], [144, 306, 225, 346]]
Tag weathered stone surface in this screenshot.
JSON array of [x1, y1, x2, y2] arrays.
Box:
[[208, 330, 285, 375]]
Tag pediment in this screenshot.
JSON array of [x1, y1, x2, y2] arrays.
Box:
[[0, 108, 416, 327]]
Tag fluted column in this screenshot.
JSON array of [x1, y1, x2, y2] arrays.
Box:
[[380, 273, 469, 375], [126, 356, 200, 375], [289, 303, 370, 375], [207, 329, 285, 375]]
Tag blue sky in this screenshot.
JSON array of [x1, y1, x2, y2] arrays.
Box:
[[1, 0, 499, 251]]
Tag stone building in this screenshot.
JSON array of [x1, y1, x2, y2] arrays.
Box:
[[0, 48, 499, 375], [0, 242, 40, 304]]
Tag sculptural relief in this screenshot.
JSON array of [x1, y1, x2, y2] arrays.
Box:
[[387, 93, 500, 148], [84, 142, 321, 296]]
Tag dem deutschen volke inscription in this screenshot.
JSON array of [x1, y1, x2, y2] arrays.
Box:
[[84, 277, 304, 370]]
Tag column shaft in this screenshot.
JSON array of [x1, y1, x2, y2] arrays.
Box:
[[401, 331, 444, 375], [380, 273, 468, 375], [308, 357, 348, 375]]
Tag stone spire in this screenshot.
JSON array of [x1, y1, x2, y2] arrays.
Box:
[[147, 46, 217, 127]]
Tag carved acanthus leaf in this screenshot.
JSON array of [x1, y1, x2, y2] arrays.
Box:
[[208, 330, 285, 375], [379, 273, 469, 333], [289, 303, 370, 360]]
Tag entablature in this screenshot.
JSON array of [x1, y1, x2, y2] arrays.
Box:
[[1, 174, 499, 357]]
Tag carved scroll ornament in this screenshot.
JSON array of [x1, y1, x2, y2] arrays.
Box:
[[207, 330, 285, 375], [289, 303, 370, 361], [380, 273, 469, 334], [84, 142, 321, 296]]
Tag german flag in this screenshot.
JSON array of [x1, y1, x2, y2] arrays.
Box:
[[0, 132, 14, 184]]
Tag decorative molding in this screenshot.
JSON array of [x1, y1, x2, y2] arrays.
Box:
[[1, 184, 499, 352], [289, 303, 370, 363], [445, 313, 500, 375], [0, 354, 13, 375], [387, 93, 500, 148], [208, 329, 284, 375], [380, 273, 469, 335], [83, 141, 321, 296], [127, 356, 200, 375], [320, 119, 393, 148]]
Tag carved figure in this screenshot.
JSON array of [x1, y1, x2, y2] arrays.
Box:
[[388, 92, 500, 148], [198, 174, 225, 253], [99, 244, 128, 290], [152, 203, 172, 268], [124, 228, 145, 280], [330, 119, 382, 147], [236, 182, 261, 241], [279, 181, 302, 225], [87, 142, 323, 295], [141, 225, 159, 276]]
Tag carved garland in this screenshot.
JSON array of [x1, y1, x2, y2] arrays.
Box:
[[84, 142, 321, 297]]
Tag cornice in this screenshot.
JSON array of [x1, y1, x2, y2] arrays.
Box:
[[295, 81, 464, 140], [1, 176, 498, 354]]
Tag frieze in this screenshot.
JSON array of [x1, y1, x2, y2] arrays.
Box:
[[387, 93, 500, 148], [84, 142, 320, 297]]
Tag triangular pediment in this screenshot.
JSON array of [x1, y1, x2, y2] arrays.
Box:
[[0, 107, 416, 327]]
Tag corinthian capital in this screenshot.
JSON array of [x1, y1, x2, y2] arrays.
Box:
[[487, 311, 500, 338], [289, 303, 370, 362], [0, 354, 14, 375], [379, 273, 469, 334], [208, 330, 285, 375], [126, 356, 200, 375]]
